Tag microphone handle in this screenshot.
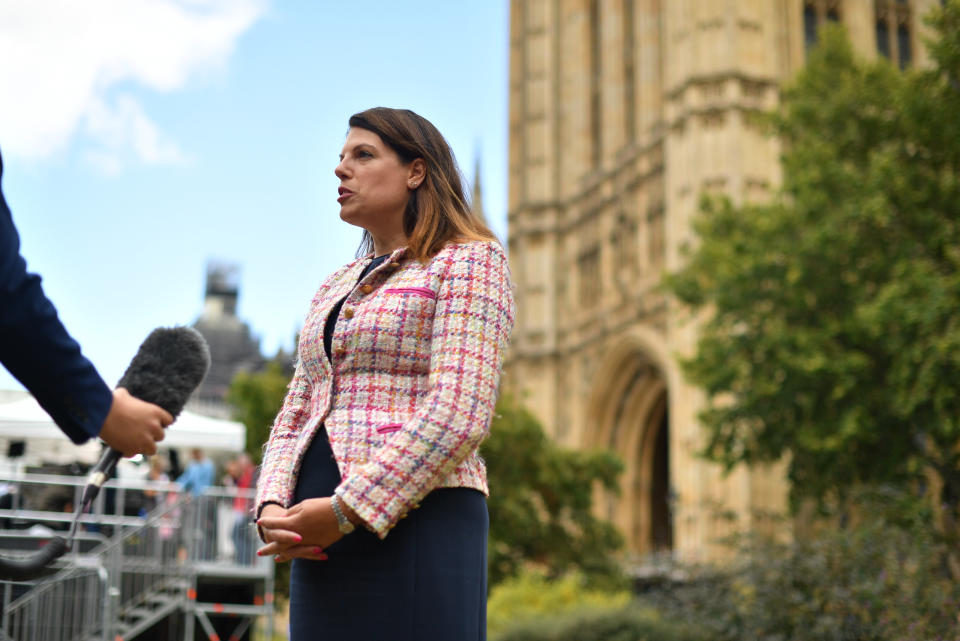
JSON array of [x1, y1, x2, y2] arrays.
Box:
[[80, 447, 123, 508]]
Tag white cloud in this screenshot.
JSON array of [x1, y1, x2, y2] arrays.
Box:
[[83, 149, 124, 176], [83, 93, 193, 173], [0, 0, 267, 168]]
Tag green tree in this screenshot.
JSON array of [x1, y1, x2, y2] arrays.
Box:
[[664, 5, 960, 565], [227, 358, 292, 464], [483, 395, 625, 589]]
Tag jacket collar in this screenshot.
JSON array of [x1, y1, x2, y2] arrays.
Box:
[[362, 245, 408, 264], [333, 245, 408, 293]]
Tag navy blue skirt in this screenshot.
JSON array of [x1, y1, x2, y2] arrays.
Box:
[[289, 427, 488, 641]]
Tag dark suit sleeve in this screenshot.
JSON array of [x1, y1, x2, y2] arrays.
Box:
[[0, 150, 113, 444]]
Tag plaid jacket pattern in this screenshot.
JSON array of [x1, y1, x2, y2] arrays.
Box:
[[255, 240, 514, 538]]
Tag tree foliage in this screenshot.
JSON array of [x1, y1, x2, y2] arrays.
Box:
[[493, 605, 709, 641], [227, 358, 292, 464], [664, 5, 960, 546], [482, 395, 625, 588], [486, 569, 631, 639], [639, 488, 960, 641]]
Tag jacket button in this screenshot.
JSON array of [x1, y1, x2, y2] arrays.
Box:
[[342, 307, 355, 319], [360, 284, 373, 295]]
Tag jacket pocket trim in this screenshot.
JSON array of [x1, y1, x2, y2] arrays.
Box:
[[383, 287, 436, 299], [375, 423, 403, 434]]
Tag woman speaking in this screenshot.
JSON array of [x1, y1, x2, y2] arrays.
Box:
[[255, 107, 514, 640]]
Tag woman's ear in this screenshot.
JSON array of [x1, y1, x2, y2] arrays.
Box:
[[409, 158, 426, 185]]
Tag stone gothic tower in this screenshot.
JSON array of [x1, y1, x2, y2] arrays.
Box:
[[505, 0, 938, 562], [190, 262, 265, 417]]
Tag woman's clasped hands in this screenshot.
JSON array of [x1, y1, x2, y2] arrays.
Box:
[[256, 498, 343, 563]]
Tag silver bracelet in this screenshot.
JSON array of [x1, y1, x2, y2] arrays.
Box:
[[331, 492, 355, 534]]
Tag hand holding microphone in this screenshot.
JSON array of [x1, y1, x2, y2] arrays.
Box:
[[99, 388, 173, 457]]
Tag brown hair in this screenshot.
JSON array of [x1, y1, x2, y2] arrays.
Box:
[[348, 107, 497, 262]]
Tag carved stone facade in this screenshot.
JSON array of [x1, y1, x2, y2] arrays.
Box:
[[505, 0, 938, 562]]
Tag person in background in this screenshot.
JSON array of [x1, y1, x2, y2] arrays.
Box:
[[142, 455, 170, 514], [142, 455, 178, 555], [0, 148, 172, 456], [176, 448, 214, 498], [230, 453, 255, 563], [223, 457, 239, 488], [176, 448, 215, 560]]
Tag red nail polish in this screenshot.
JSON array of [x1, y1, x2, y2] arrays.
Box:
[[312, 547, 322, 554], [319, 554, 329, 561], [294, 535, 303, 543]]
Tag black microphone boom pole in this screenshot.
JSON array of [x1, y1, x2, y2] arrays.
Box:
[[0, 326, 210, 581], [0, 538, 70, 582]]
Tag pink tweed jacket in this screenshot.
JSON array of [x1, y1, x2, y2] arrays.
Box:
[[255, 240, 514, 538]]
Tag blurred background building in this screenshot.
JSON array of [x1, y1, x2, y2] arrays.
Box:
[[504, 0, 938, 562], [189, 262, 266, 418]]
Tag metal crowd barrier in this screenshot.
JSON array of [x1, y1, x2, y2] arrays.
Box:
[[0, 472, 274, 641], [2, 565, 105, 641]]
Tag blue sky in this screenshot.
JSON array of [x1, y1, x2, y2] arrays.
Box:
[[0, 1, 509, 390]]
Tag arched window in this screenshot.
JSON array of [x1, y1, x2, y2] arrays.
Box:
[[897, 23, 912, 68], [875, 0, 914, 69], [876, 17, 890, 58], [803, 0, 843, 51], [804, 5, 818, 49]]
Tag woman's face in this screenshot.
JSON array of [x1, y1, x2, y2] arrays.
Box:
[[334, 127, 414, 234]]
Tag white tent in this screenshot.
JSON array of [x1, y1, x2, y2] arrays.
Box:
[[0, 392, 245, 465]]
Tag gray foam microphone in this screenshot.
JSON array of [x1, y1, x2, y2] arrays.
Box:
[[83, 326, 211, 504], [116, 325, 211, 416]]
